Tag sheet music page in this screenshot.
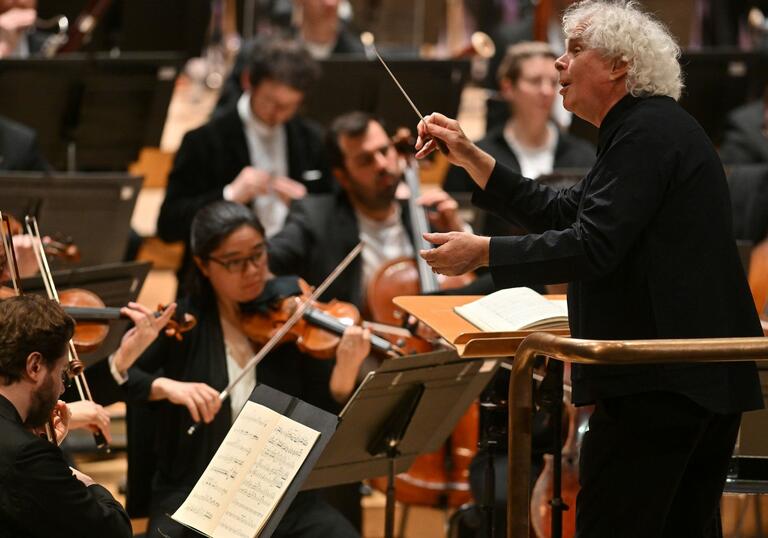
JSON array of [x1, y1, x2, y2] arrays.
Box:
[[454, 287, 568, 332], [172, 401, 320, 538]]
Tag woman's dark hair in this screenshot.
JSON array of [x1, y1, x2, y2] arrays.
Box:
[[0, 295, 74, 385], [186, 201, 265, 303]]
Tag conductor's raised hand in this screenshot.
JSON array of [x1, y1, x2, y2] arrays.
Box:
[[415, 113, 470, 163], [420, 232, 490, 276], [415, 113, 496, 190]]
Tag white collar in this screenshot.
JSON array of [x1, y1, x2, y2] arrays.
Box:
[[237, 91, 282, 139]]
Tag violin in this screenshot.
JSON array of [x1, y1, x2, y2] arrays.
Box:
[[188, 243, 369, 436], [59, 288, 196, 353], [4, 213, 80, 264], [239, 277, 429, 360]]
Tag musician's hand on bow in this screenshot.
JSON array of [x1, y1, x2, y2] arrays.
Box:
[[152, 378, 221, 424], [420, 231, 490, 276], [11, 234, 40, 278], [415, 113, 496, 189], [417, 189, 465, 232], [112, 302, 177, 374], [67, 400, 113, 445]]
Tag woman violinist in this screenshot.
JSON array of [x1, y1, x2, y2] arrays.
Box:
[[110, 200, 369, 538]]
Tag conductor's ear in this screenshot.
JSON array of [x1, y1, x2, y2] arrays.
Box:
[[610, 58, 629, 81]]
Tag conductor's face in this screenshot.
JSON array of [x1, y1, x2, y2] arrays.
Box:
[[555, 30, 625, 126], [249, 79, 305, 128], [334, 120, 401, 212]]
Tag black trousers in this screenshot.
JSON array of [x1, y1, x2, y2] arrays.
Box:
[[576, 391, 741, 538], [145, 489, 359, 538]]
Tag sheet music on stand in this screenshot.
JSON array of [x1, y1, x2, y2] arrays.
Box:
[[170, 384, 338, 538]]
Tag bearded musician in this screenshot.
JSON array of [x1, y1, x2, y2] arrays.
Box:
[[0, 295, 131, 538]]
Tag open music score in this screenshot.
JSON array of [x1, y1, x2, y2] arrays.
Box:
[[172, 402, 320, 538]]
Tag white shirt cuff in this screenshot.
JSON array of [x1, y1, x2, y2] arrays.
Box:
[[108, 354, 129, 385]]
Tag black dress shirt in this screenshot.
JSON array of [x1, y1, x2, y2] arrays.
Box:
[[473, 94, 763, 413], [0, 395, 131, 538]]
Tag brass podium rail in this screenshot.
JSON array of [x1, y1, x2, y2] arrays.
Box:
[[507, 333, 768, 538]]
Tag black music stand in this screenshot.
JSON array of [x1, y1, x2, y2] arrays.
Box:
[[247, 384, 339, 538], [302, 348, 500, 538], [301, 58, 470, 129], [0, 172, 142, 266], [169, 384, 339, 538], [0, 54, 182, 170], [678, 50, 768, 145]]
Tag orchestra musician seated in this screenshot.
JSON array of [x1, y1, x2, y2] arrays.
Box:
[[110, 200, 369, 538], [158, 36, 335, 288], [268, 110, 471, 312], [0, 294, 131, 538]]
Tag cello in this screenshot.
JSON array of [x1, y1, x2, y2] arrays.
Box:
[[367, 134, 479, 509]]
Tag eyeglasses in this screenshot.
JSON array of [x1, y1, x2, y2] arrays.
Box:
[[517, 76, 560, 89], [207, 248, 266, 274]]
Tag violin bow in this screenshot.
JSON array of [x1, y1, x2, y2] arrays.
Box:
[[1, 212, 61, 444], [187, 241, 364, 435], [25, 216, 110, 452]]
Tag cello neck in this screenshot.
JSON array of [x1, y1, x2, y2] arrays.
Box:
[[404, 164, 440, 294]]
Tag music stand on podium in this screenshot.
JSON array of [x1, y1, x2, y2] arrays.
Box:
[[393, 295, 571, 538], [303, 346, 501, 538]]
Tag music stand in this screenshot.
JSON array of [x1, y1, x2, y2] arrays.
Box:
[[678, 50, 768, 145], [0, 172, 142, 266], [395, 294, 572, 537], [301, 58, 470, 129], [246, 384, 339, 538], [0, 54, 182, 171], [303, 348, 500, 538], [21, 260, 151, 367]]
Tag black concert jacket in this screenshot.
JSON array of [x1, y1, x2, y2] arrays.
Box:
[[472, 94, 763, 413]]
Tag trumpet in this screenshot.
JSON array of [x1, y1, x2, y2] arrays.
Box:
[[453, 31, 496, 60]]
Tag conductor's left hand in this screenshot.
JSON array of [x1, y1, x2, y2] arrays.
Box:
[[420, 232, 490, 276]]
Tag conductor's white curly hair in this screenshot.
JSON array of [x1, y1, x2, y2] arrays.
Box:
[[562, 0, 684, 100]]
